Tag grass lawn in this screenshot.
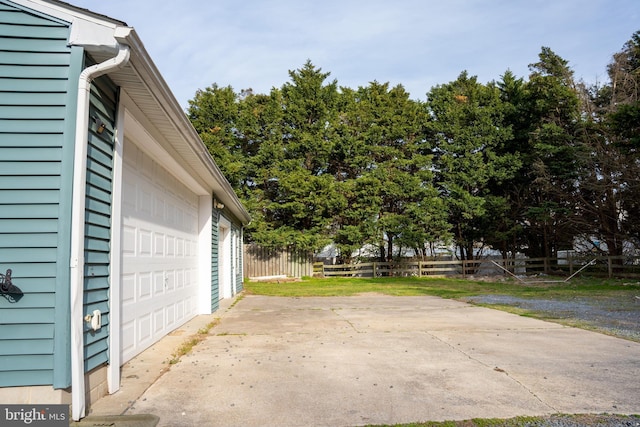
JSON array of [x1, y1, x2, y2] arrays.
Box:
[[244, 275, 639, 300]]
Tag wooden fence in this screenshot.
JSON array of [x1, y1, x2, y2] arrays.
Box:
[[243, 244, 314, 279], [314, 255, 640, 279], [243, 247, 640, 280]]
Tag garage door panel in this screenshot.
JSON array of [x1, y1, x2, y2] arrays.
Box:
[[153, 272, 164, 295], [154, 197, 165, 221], [138, 314, 152, 343], [153, 309, 164, 334], [138, 228, 152, 256], [122, 179, 136, 209], [139, 273, 152, 300], [176, 238, 184, 257], [176, 270, 184, 289], [120, 142, 200, 364], [167, 304, 176, 326], [121, 274, 135, 307], [176, 302, 184, 323], [121, 321, 135, 355], [140, 194, 152, 218], [166, 236, 175, 256], [164, 270, 175, 292], [154, 233, 164, 256], [122, 225, 136, 255]]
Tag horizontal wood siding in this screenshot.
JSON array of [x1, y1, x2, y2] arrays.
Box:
[[237, 229, 244, 291], [211, 209, 219, 312], [232, 226, 243, 292], [83, 59, 118, 372], [0, 1, 73, 387]]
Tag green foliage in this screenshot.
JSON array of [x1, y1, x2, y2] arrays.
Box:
[[426, 72, 519, 260], [609, 103, 640, 148], [187, 30, 640, 258]]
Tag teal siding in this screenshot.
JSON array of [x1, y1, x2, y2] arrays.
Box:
[[211, 208, 220, 312], [232, 226, 243, 292], [0, 1, 75, 388], [238, 228, 244, 289], [83, 59, 117, 373]]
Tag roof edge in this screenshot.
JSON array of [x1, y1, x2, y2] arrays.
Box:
[[122, 31, 251, 225], [8, 0, 251, 226]]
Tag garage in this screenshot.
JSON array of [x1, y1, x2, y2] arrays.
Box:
[[120, 141, 200, 363], [0, 1, 252, 417]]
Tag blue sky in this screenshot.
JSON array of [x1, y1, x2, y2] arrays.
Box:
[[69, 0, 639, 108]]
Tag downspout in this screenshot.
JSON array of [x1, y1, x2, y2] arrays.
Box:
[[70, 36, 130, 422]]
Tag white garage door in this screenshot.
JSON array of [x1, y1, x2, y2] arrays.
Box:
[[120, 142, 200, 363]]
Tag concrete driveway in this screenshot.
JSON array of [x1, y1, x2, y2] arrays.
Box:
[[88, 294, 640, 426]]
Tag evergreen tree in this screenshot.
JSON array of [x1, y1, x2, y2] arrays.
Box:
[[331, 82, 448, 262], [520, 48, 584, 258], [426, 72, 519, 263], [185, 37, 640, 261]]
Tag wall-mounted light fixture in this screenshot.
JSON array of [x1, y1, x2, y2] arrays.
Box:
[[215, 199, 225, 210], [1, 268, 23, 303], [92, 116, 106, 134]]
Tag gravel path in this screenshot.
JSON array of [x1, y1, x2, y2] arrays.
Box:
[[464, 294, 640, 342], [459, 294, 640, 426], [356, 292, 640, 427], [474, 413, 640, 426]]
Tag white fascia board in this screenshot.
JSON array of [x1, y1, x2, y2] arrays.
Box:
[[12, 0, 122, 52], [68, 18, 120, 53]]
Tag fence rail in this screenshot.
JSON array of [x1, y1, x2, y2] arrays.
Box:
[[243, 245, 640, 279], [313, 255, 640, 279]]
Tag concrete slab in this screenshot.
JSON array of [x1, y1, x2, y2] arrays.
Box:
[[87, 295, 640, 426]]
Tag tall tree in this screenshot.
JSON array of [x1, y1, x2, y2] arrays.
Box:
[[426, 72, 518, 262], [254, 61, 342, 250], [575, 31, 640, 256], [608, 31, 640, 248], [492, 70, 531, 257], [188, 84, 246, 188], [334, 82, 447, 262], [186, 41, 640, 261], [519, 48, 584, 258]]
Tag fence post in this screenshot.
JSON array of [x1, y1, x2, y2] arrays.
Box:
[[608, 256, 613, 278], [568, 253, 573, 275]]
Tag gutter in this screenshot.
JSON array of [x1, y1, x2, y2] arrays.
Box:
[[69, 27, 131, 421]]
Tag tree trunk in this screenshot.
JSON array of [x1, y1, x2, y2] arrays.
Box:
[[379, 245, 386, 263]]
